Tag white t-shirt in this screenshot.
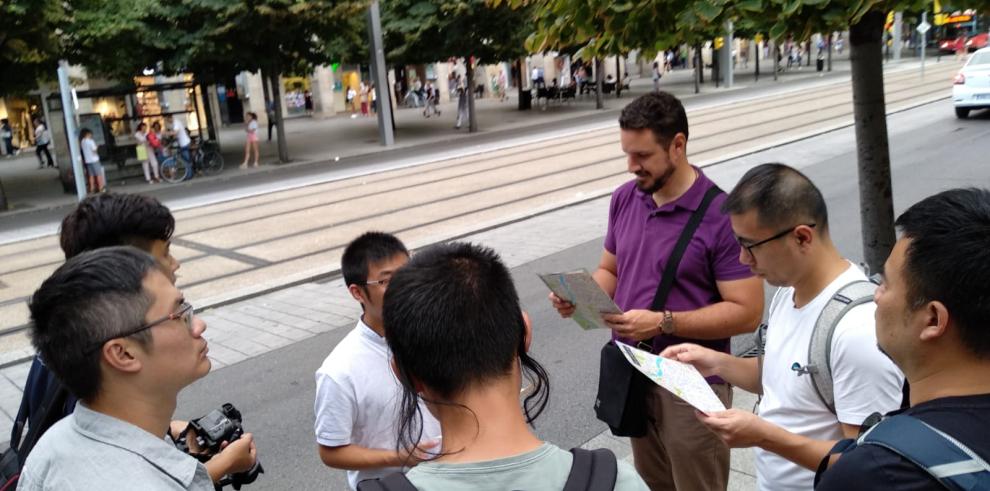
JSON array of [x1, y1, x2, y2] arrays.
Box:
[[247, 120, 258, 134], [314, 320, 441, 490], [81, 138, 100, 163], [755, 263, 904, 490], [172, 119, 191, 147]]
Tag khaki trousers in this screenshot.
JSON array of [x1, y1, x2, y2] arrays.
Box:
[[630, 383, 733, 491]]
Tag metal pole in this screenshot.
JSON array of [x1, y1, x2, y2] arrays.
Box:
[[58, 60, 86, 201], [367, 0, 394, 146], [920, 12, 927, 79]]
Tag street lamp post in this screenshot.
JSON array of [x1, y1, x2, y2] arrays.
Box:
[[57, 60, 87, 201]]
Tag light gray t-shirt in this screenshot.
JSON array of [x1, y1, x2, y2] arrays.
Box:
[[17, 403, 213, 490], [406, 442, 649, 491]]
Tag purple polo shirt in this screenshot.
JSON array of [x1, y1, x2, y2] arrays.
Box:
[[604, 168, 752, 359]]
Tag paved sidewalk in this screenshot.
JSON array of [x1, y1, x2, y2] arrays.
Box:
[[0, 52, 875, 218]]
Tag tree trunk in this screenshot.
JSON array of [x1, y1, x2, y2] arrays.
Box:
[[714, 46, 720, 88], [467, 58, 477, 132], [850, 10, 896, 273], [0, 178, 8, 211], [595, 58, 604, 109], [806, 40, 812, 66], [827, 33, 833, 71], [755, 40, 760, 82], [615, 56, 622, 98], [697, 44, 704, 84], [199, 83, 217, 141], [694, 44, 701, 93], [268, 72, 289, 162]]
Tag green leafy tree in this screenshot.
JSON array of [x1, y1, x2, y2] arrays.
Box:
[[0, 0, 65, 96], [383, 0, 532, 131]]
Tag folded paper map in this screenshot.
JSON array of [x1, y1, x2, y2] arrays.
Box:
[[617, 343, 727, 414], [538, 269, 622, 330]]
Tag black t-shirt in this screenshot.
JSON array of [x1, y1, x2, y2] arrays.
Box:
[[816, 393, 990, 490]]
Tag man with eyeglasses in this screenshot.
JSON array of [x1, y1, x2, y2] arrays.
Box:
[[661, 163, 903, 490], [314, 232, 440, 490], [10, 193, 256, 487], [19, 247, 256, 489]]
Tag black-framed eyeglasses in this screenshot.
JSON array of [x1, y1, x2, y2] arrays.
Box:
[[738, 223, 816, 257], [86, 302, 194, 354]]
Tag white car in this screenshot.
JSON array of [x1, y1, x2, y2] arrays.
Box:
[[953, 47, 990, 118]]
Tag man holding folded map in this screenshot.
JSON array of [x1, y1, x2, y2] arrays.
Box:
[[549, 92, 763, 491], [662, 164, 903, 491]]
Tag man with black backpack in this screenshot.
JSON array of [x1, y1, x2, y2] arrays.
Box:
[[815, 188, 990, 490], [550, 92, 763, 491], [661, 164, 904, 490]]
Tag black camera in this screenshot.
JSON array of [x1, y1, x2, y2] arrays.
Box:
[[185, 403, 264, 490]]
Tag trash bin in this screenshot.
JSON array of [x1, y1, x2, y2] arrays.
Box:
[[816, 58, 825, 72], [518, 89, 532, 110]]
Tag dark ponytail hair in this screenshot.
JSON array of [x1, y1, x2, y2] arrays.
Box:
[[383, 242, 550, 460]]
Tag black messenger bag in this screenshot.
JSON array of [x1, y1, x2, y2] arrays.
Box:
[[594, 185, 721, 437]]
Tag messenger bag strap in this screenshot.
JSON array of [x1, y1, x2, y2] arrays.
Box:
[[639, 185, 721, 353]]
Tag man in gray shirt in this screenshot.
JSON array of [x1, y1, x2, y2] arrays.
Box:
[[18, 247, 257, 490]]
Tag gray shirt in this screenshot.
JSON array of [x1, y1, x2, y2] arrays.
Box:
[[406, 442, 649, 491], [17, 403, 213, 491]]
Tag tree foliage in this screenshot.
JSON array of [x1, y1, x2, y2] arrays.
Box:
[[0, 0, 65, 95]]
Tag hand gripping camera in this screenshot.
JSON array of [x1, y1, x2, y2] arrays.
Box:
[[185, 403, 264, 490]]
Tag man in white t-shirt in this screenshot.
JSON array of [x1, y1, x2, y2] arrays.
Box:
[[165, 115, 193, 180], [662, 163, 903, 490], [314, 232, 441, 490]]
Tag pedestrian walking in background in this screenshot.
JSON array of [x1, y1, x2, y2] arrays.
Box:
[[498, 69, 508, 101], [148, 121, 165, 164], [955, 34, 967, 61], [423, 81, 440, 118], [1, 119, 14, 157], [652, 62, 662, 92], [133, 122, 159, 183], [165, 115, 192, 181], [241, 112, 260, 169], [370, 83, 377, 114], [34, 118, 54, 168], [347, 85, 358, 117], [80, 129, 106, 193], [304, 90, 314, 115], [266, 100, 277, 140], [359, 82, 370, 116]]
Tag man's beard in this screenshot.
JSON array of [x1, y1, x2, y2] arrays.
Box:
[[636, 165, 676, 194]]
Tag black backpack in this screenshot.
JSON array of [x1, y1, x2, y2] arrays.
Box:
[[357, 447, 618, 491], [0, 357, 75, 490]]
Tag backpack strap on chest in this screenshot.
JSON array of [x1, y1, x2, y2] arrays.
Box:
[[805, 280, 878, 414], [355, 472, 419, 491]]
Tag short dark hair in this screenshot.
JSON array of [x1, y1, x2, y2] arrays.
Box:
[[722, 163, 829, 232], [383, 242, 550, 455], [29, 247, 158, 401], [894, 188, 990, 358], [59, 193, 176, 260], [341, 232, 408, 286], [79, 129, 92, 139], [618, 91, 689, 149]]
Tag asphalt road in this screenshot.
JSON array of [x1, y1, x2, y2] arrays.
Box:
[[171, 101, 989, 490]]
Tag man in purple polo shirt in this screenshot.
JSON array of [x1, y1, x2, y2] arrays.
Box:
[[550, 92, 763, 490]]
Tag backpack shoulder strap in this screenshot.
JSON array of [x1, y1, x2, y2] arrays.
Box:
[[806, 280, 878, 414], [356, 472, 418, 491], [858, 414, 990, 490], [565, 448, 618, 491], [16, 377, 71, 468]]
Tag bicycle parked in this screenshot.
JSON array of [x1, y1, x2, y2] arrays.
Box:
[[159, 137, 224, 183]]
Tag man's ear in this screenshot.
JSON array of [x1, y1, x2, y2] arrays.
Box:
[[794, 224, 815, 247], [101, 340, 143, 374], [919, 301, 950, 342], [348, 283, 366, 304], [522, 310, 533, 353]]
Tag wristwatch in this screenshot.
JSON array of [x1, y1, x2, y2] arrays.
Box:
[[658, 310, 676, 335]]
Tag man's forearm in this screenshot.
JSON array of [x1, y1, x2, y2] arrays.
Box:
[[319, 444, 405, 470], [671, 300, 761, 340], [758, 423, 837, 471], [592, 268, 617, 298], [713, 355, 762, 394]]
